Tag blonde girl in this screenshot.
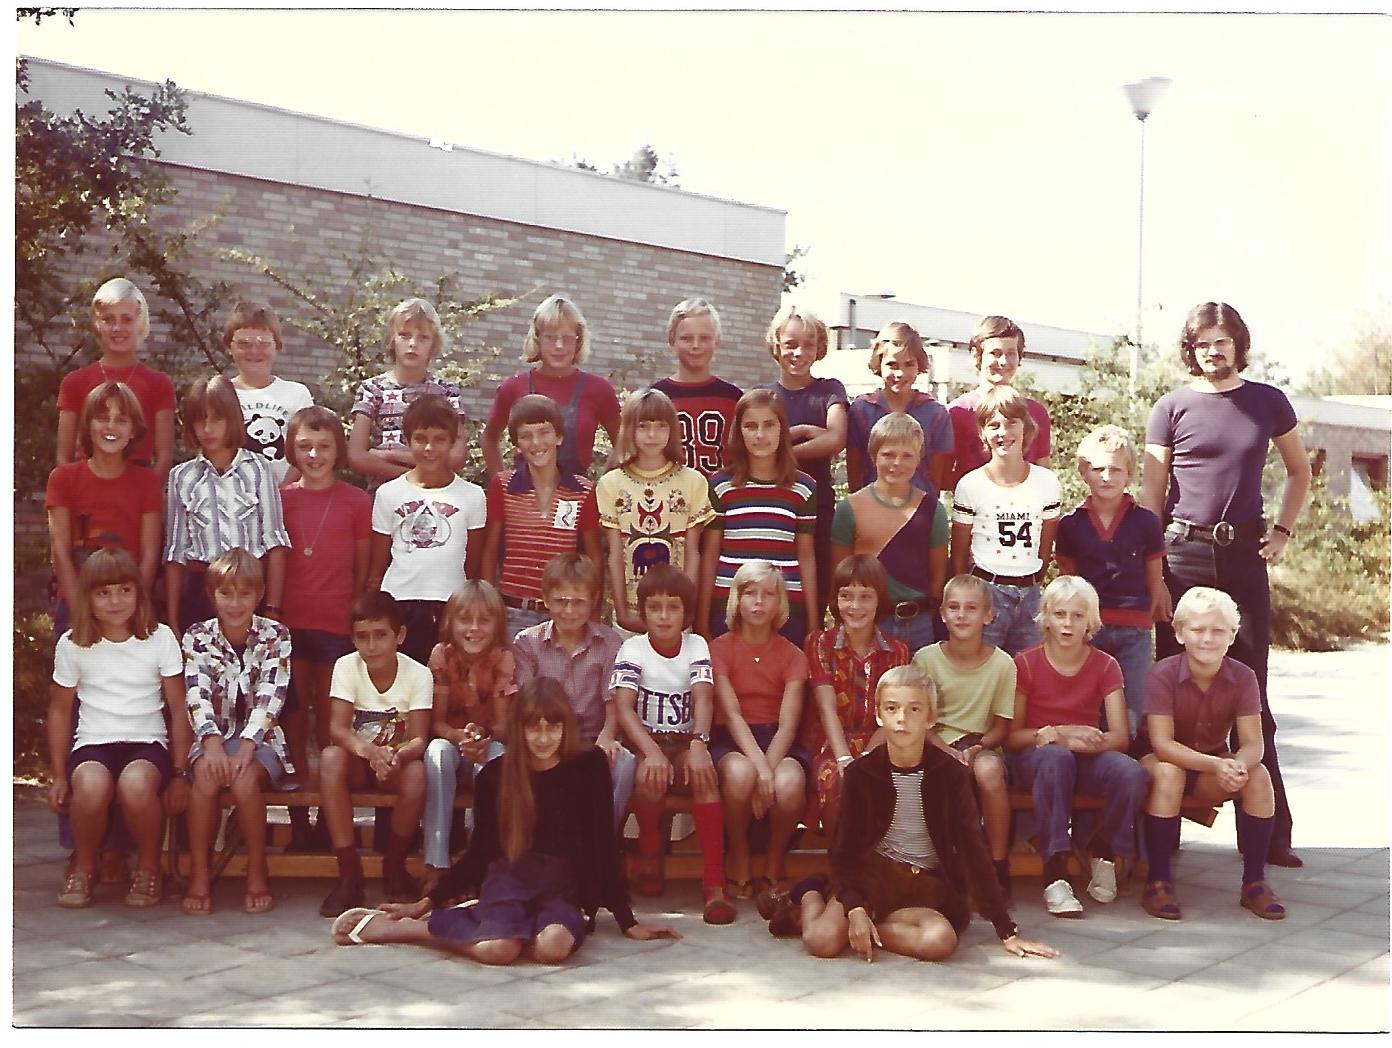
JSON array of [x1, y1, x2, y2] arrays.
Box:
[[595, 389, 714, 634], [331, 678, 679, 961], [48, 549, 192, 908], [698, 388, 818, 646], [164, 375, 289, 636], [348, 297, 467, 482], [707, 561, 810, 908], [422, 581, 517, 891]]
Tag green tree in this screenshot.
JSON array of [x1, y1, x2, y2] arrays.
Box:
[[782, 243, 811, 293], [1300, 322, 1392, 396]]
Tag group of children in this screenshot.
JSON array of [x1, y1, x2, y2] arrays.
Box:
[[44, 277, 1287, 971]]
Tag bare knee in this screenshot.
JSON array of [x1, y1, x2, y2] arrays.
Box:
[[116, 762, 162, 805], [802, 920, 845, 959], [774, 762, 806, 811], [1242, 764, 1274, 810], [70, 765, 115, 808], [911, 922, 958, 962], [973, 754, 1006, 792], [718, 756, 757, 799], [531, 925, 577, 965], [318, 746, 348, 782], [469, 938, 523, 966], [1147, 761, 1185, 812]]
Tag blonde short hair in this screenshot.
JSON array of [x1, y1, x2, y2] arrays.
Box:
[[1172, 587, 1241, 635], [440, 580, 510, 652], [1037, 575, 1102, 639], [666, 297, 722, 344], [765, 303, 829, 363], [942, 573, 991, 606], [385, 298, 449, 361], [725, 560, 790, 632], [868, 322, 930, 376], [522, 294, 591, 365], [1075, 424, 1138, 476], [874, 664, 938, 721], [205, 547, 265, 598], [92, 277, 150, 340], [867, 412, 925, 461]]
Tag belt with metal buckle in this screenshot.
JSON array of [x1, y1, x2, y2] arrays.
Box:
[[970, 566, 1039, 587], [890, 598, 931, 620], [502, 593, 547, 612], [1168, 519, 1265, 548]]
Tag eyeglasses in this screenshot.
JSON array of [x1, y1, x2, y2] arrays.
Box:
[[231, 336, 276, 349], [1193, 337, 1235, 352], [546, 596, 591, 609], [539, 332, 580, 348]]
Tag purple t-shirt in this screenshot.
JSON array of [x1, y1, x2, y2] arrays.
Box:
[[764, 378, 849, 515], [1145, 381, 1298, 526]]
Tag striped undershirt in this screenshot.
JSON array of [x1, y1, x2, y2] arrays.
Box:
[[875, 759, 940, 871]]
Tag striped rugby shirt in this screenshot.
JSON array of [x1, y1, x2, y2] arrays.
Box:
[[485, 463, 599, 602], [707, 469, 817, 616]]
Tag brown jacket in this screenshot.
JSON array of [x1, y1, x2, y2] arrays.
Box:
[[831, 743, 1018, 941]]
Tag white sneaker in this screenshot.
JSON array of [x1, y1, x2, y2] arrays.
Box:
[[1043, 878, 1084, 917], [1087, 858, 1118, 903]]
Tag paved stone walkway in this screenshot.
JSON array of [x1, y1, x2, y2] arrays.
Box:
[[11, 644, 1390, 1030]]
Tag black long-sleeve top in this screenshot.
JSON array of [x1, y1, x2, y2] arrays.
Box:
[[831, 743, 1019, 942], [427, 746, 638, 932]]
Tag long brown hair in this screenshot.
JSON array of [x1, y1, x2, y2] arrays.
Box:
[[497, 677, 584, 861], [725, 388, 797, 487]]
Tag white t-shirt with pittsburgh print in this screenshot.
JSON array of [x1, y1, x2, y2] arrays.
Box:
[[610, 632, 714, 736], [953, 463, 1062, 576]]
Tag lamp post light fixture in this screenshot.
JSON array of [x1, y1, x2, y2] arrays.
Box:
[[1122, 75, 1172, 394], [845, 291, 896, 350]]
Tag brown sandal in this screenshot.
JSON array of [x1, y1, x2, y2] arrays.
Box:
[[124, 869, 164, 908], [1141, 880, 1182, 921], [1240, 880, 1286, 920]]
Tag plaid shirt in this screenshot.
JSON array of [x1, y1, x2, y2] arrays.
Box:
[[182, 615, 293, 771], [512, 619, 621, 745]]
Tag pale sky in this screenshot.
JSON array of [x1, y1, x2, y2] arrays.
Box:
[[14, 7, 1392, 381]]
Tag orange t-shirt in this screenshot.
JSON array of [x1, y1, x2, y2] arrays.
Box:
[[710, 631, 808, 726]]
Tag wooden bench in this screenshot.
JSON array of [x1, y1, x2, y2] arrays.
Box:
[[166, 777, 1218, 886]]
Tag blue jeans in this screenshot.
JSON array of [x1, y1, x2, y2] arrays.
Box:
[[1007, 745, 1148, 861], [1155, 532, 1290, 852], [423, 736, 506, 868], [878, 610, 936, 656], [1093, 624, 1153, 734], [980, 582, 1042, 655]]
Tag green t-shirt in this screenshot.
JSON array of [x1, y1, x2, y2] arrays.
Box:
[[915, 643, 1016, 744]]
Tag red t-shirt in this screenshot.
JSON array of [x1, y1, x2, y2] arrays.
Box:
[[44, 460, 162, 563], [487, 369, 621, 471], [280, 481, 373, 635], [1014, 645, 1123, 730], [710, 631, 808, 726], [57, 362, 176, 467]]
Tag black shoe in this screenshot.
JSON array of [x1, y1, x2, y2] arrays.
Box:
[[767, 894, 802, 938], [1267, 847, 1304, 869], [319, 876, 365, 918], [382, 868, 421, 903]]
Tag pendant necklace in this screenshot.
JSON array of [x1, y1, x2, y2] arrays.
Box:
[[869, 483, 914, 510], [303, 487, 338, 557]]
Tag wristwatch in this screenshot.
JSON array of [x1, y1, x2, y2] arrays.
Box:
[[1272, 523, 1293, 538]]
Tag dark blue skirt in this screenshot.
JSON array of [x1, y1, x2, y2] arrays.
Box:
[[427, 851, 587, 947]]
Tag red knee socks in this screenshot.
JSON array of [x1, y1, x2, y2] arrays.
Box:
[[634, 801, 664, 857], [692, 801, 726, 890]]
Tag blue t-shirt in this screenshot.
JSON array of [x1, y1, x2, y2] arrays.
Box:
[[1145, 381, 1298, 526], [763, 377, 849, 516], [846, 389, 954, 497], [1055, 495, 1164, 627]]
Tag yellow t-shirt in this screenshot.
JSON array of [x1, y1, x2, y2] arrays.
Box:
[[596, 461, 715, 614], [915, 643, 1016, 745]]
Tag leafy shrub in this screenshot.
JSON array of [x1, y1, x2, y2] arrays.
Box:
[[13, 611, 54, 782]]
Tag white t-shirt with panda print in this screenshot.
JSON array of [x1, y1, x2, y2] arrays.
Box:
[[236, 377, 315, 485]]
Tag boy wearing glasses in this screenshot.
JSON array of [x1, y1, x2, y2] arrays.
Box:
[[225, 301, 315, 486], [512, 553, 636, 830]]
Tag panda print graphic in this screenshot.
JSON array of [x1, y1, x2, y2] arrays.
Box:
[[235, 378, 314, 485]]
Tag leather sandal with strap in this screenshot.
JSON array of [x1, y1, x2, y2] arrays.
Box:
[[1141, 880, 1182, 920], [1240, 880, 1286, 920]]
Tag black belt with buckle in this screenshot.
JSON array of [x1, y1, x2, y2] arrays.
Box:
[[1168, 519, 1265, 548], [502, 593, 547, 612], [971, 566, 1040, 587], [889, 598, 932, 620]]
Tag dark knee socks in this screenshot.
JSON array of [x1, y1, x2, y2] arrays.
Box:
[[1145, 815, 1181, 882], [1236, 809, 1274, 884], [335, 845, 363, 883]]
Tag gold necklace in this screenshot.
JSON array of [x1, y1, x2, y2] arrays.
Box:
[[302, 485, 338, 557]]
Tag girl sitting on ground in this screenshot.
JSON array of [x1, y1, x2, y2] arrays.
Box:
[[330, 677, 680, 963]]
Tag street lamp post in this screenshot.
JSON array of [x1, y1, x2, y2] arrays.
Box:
[[1122, 75, 1172, 394], [845, 292, 896, 350]]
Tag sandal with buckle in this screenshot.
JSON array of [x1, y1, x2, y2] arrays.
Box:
[[332, 907, 387, 946], [124, 868, 164, 908], [1240, 880, 1286, 920], [1141, 880, 1182, 920], [702, 886, 736, 925], [57, 869, 96, 909]]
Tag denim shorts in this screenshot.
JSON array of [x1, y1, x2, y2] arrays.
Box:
[[190, 736, 285, 786]]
